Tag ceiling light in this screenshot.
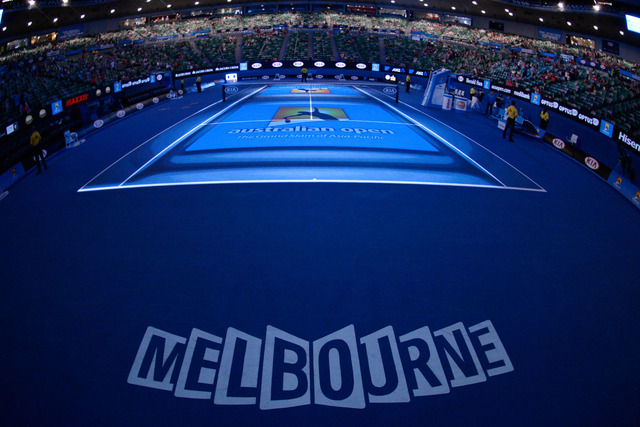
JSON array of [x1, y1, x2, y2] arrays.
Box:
[[567, 21, 571, 26], [481, 10, 486, 14], [539, 17, 544, 22], [451, 6, 456, 10], [620, 30, 624, 35], [53, 17, 58, 22], [2, 27, 6, 31], [505, 8, 509, 12], [167, 4, 171, 7], [509, 12, 513, 16], [110, 9, 115, 13], [28, 21, 32, 26], [472, 0, 477, 4], [593, 4, 600, 11], [593, 25, 598, 30], [80, 14, 85, 19], [195, 1, 200, 4], [558, 2, 564, 8], [137, 7, 142, 11]]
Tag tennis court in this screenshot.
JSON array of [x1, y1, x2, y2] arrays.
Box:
[[1, 79, 639, 426]]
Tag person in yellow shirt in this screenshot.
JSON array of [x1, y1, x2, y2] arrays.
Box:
[[30, 129, 47, 174], [405, 74, 411, 93], [502, 100, 518, 142], [540, 107, 549, 130]]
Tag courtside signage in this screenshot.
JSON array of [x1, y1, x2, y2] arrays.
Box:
[[128, 320, 513, 409]]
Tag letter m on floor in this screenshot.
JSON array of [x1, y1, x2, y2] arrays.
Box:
[[128, 327, 187, 391]]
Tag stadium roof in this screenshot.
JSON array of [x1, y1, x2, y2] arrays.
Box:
[[0, 0, 639, 48]]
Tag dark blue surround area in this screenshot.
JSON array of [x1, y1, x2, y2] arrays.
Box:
[[1, 80, 639, 426]]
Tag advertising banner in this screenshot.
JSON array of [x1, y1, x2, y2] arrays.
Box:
[[538, 27, 562, 42], [542, 133, 611, 180]]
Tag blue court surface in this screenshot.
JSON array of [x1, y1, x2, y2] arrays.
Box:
[[1, 81, 640, 426]]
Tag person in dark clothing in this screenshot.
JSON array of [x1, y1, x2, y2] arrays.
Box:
[[540, 107, 549, 130], [503, 100, 518, 142], [30, 129, 47, 174]]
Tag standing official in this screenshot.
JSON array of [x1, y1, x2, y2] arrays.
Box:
[[502, 100, 518, 142]]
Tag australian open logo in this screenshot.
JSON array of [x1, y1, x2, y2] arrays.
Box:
[[585, 157, 600, 170], [552, 138, 566, 150], [457, 75, 464, 82], [127, 320, 513, 409]]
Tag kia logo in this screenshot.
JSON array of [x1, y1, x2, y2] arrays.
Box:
[[251, 63, 262, 69], [293, 61, 304, 67], [351, 76, 359, 80], [585, 157, 600, 170], [314, 61, 325, 67], [225, 86, 239, 93], [262, 75, 269, 79], [552, 138, 565, 149], [316, 75, 323, 79], [272, 62, 283, 67], [383, 87, 397, 95], [335, 62, 346, 68], [356, 63, 367, 69]]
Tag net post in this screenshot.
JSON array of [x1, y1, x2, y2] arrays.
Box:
[[222, 84, 226, 102]]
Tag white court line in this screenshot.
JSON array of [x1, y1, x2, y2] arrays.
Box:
[[371, 87, 547, 192], [79, 99, 223, 191], [354, 87, 508, 188], [76, 179, 548, 193], [118, 86, 265, 187], [201, 119, 419, 127]]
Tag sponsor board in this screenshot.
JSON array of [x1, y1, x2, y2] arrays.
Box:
[[599, 120, 614, 138], [543, 132, 611, 180], [617, 131, 640, 155]]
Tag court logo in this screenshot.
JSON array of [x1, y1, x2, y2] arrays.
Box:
[[383, 87, 398, 95], [268, 106, 348, 127], [225, 86, 239, 94], [584, 157, 600, 170], [552, 138, 565, 150], [127, 320, 513, 409], [291, 88, 331, 94]]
